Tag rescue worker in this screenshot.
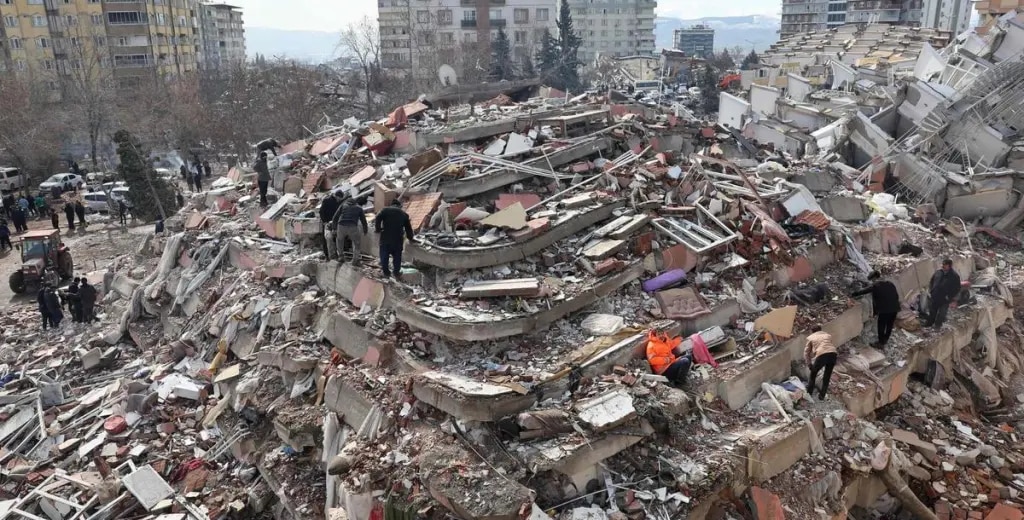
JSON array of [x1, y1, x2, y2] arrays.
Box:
[[66, 278, 82, 322], [74, 200, 87, 228], [804, 326, 837, 400], [333, 196, 368, 266], [645, 330, 693, 386], [38, 284, 51, 330], [79, 279, 97, 323], [44, 285, 63, 328], [851, 270, 901, 348], [254, 152, 270, 206], [319, 190, 342, 259], [923, 258, 961, 329], [63, 202, 75, 231], [117, 199, 129, 227], [373, 199, 413, 280]]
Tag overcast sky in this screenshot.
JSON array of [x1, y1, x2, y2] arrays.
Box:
[[228, 0, 777, 32]]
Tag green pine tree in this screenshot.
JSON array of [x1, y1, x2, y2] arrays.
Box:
[[491, 27, 515, 81], [113, 130, 178, 222], [535, 30, 558, 84], [521, 54, 536, 78], [554, 0, 583, 92], [741, 50, 760, 70], [699, 65, 719, 114]]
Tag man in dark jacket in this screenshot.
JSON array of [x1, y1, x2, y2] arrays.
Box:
[[374, 199, 414, 279], [924, 259, 961, 329], [44, 286, 63, 328], [0, 220, 10, 252], [66, 278, 82, 322], [256, 138, 280, 157], [63, 203, 75, 231], [203, 160, 212, 178], [79, 279, 98, 323], [75, 200, 87, 227], [333, 196, 368, 266], [254, 152, 270, 206], [37, 285, 51, 330], [852, 270, 901, 348], [319, 191, 343, 259]]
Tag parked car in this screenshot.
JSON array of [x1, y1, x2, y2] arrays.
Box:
[[82, 192, 110, 213], [0, 167, 25, 193], [99, 181, 127, 193], [39, 173, 84, 193]]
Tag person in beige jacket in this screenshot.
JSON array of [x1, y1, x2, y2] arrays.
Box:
[[804, 326, 838, 400]]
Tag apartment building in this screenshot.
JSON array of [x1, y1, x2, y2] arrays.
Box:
[[0, 0, 203, 86], [673, 24, 714, 58], [567, 0, 657, 64], [780, 0, 970, 37], [198, 2, 244, 70], [378, 0, 557, 81], [976, 0, 1023, 27]]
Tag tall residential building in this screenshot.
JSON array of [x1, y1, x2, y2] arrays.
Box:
[[673, 24, 714, 58], [0, 0, 202, 86], [780, 0, 970, 37], [198, 2, 245, 70], [568, 0, 657, 64], [976, 0, 1023, 27], [378, 0, 557, 81]]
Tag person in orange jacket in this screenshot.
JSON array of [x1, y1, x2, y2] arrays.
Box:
[[646, 331, 694, 386]]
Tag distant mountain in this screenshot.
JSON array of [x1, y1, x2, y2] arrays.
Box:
[[246, 27, 340, 64], [656, 15, 780, 54]]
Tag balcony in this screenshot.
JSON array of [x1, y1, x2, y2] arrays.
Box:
[[460, 0, 505, 4], [461, 18, 478, 28], [490, 18, 506, 27]]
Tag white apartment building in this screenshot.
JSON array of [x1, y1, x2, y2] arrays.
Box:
[[566, 0, 657, 64], [378, 0, 557, 81], [780, 0, 970, 37], [199, 2, 246, 70]]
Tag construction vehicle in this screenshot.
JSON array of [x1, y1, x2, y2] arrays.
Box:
[[9, 229, 73, 294], [719, 73, 742, 90]]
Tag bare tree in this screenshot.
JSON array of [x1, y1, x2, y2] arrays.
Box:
[[0, 77, 64, 186], [339, 16, 382, 119]]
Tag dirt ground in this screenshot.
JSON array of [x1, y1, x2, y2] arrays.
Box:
[[0, 211, 152, 307]]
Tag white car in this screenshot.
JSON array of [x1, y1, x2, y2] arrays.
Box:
[[39, 173, 84, 192], [82, 192, 110, 213]]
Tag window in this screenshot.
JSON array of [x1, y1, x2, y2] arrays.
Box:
[[438, 9, 452, 24], [514, 30, 527, 44], [489, 8, 501, 20], [27, 0, 42, 4], [440, 32, 454, 43], [416, 10, 429, 23], [47, 81, 58, 91], [0, 0, 10, 4], [41, 59, 53, 70], [514, 8, 528, 23], [32, 15, 46, 27], [155, 13, 166, 25], [65, 15, 78, 26], [94, 36, 105, 46], [91, 14, 103, 25], [15, 60, 25, 71], [9, 38, 21, 49], [463, 10, 476, 21], [113, 54, 151, 67], [71, 58, 82, 69], [107, 12, 148, 25], [536, 8, 549, 21], [36, 37, 49, 48]]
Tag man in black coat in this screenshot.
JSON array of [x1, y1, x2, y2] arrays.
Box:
[[852, 270, 901, 348], [333, 196, 368, 266], [44, 286, 63, 328], [374, 199, 414, 280], [319, 191, 342, 259], [63, 203, 75, 231], [38, 285, 51, 330], [923, 258, 961, 329], [79, 280, 98, 323]]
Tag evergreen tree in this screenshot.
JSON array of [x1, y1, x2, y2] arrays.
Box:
[[490, 27, 515, 81], [741, 50, 760, 70], [554, 0, 584, 92], [699, 65, 718, 114], [113, 130, 178, 222], [535, 30, 558, 84], [521, 55, 536, 78]]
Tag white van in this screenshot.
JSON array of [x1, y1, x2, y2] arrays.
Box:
[[0, 167, 25, 193]]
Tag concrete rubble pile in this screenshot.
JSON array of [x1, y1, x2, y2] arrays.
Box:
[[4, 18, 1024, 520]]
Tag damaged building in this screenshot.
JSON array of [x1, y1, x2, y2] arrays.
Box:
[[2, 13, 1024, 520]]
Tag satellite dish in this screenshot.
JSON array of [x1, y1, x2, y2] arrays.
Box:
[[438, 64, 458, 87]]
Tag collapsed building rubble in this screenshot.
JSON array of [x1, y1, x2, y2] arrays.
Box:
[[4, 15, 1024, 520]]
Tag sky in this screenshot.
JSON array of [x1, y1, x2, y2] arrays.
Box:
[[227, 0, 777, 33]]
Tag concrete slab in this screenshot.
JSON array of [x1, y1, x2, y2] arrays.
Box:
[[820, 196, 869, 222], [747, 422, 820, 482], [413, 371, 537, 422], [122, 465, 174, 510], [944, 190, 1016, 219]]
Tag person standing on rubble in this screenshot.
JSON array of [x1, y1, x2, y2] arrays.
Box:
[[44, 284, 63, 329], [38, 284, 52, 330], [74, 199, 87, 228], [804, 326, 838, 400], [34, 193, 46, 220], [254, 152, 271, 207], [49, 201, 59, 230], [923, 259, 961, 330], [63, 202, 75, 232], [117, 198, 129, 228], [319, 190, 343, 259], [203, 160, 212, 178], [79, 279, 97, 323], [333, 196, 368, 266], [66, 278, 82, 323], [851, 270, 901, 348], [374, 199, 414, 280]]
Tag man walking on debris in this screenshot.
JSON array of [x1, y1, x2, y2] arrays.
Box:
[[44, 284, 63, 329], [75, 200, 87, 228], [851, 270, 900, 348], [319, 190, 342, 259], [374, 199, 413, 280], [804, 326, 837, 400], [645, 330, 694, 386], [66, 278, 82, 323], [333, 196, 368, 266], [117, 198, 129, 228], [79, 278, 97, 323], [254, 152, 270, 207], [38, 284, 52, 330], [63, 203, 75, 231], [923, 259, 961, 329]]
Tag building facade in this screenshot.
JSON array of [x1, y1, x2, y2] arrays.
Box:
[[673, 24, 714, 58], [780, 0, 970, 37], [378, 0, 557, 82], [198, 2, 245, 70], [567, 0, 657, 64], [0, 0, 204, 86], [975, 0, 1022, 27]]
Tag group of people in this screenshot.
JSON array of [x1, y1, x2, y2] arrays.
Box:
[[318, 191, 415, 280], [180, 159, 212, 193], [37, 277, 98, 330], [646, 259, 964, 402]]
